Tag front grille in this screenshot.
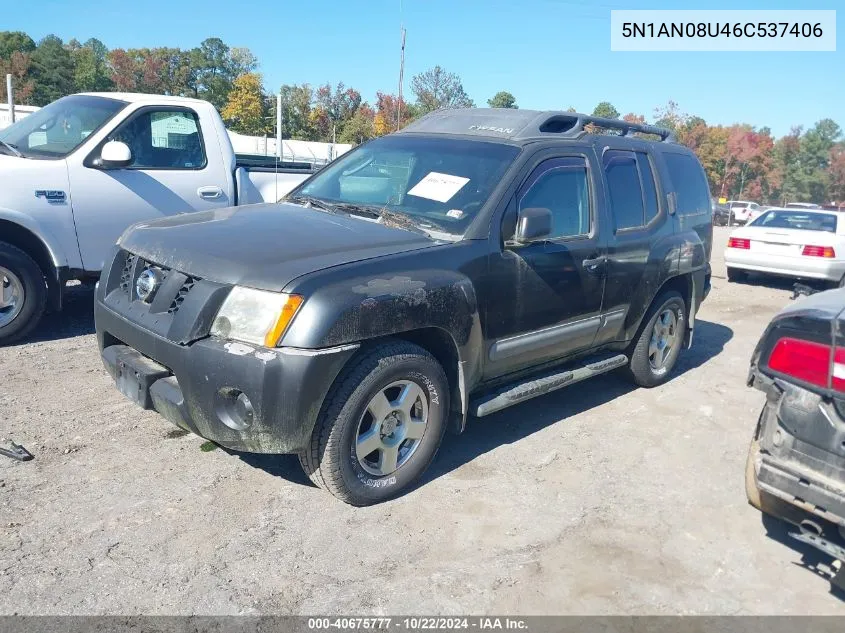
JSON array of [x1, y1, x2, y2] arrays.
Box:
[[118, 251, 200, 314], [120, 254, 137, 293], [168, 277, 196, 314]]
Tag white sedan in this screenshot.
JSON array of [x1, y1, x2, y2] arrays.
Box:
[[725, 208, 845, 286]]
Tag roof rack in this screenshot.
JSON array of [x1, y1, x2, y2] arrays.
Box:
[[539, 113, 676, 142]]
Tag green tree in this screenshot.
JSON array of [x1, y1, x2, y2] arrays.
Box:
[[338, 105, 375, 144], [71, 38, 112, 92], [487, 91, 517, 109], [278, 83, 315, 140], [221, 72, 271, 135], [411, 66, 474, 113], [29, 35, 75, 105], [797, 119, 842, 203], [591, 101, 620, 119], [0, 31, 35, 59]]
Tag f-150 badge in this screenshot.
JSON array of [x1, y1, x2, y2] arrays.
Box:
[[35, 190, 67, 204]]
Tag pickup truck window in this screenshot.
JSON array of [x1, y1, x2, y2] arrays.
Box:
[[111, 108, 207, 170], [664, 152, 711, 216], [519, 157, 590, 239], [295, 135, 519, 236], [0, 94, 126, 159]]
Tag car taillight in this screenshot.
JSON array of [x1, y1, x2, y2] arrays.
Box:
[[802, 245, 835, 258], [768, 336, 845, 391], [728, 237, 750, 249]]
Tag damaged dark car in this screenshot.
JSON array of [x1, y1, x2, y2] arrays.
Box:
[[746, 286, 845, 589], [95, 108, 712, 505]]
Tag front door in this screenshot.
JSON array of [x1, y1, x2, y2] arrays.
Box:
[[484, 152, 607, 380], [68, 106, 233, 272]]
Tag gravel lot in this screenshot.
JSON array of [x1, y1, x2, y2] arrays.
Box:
[[2, 225, 844, 615]]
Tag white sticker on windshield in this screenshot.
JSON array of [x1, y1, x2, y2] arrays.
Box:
[[407, 172, 470, 203]]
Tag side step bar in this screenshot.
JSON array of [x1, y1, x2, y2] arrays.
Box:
[[469, 353, 628, 418]]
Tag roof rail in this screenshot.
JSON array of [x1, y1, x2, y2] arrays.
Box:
[[541, 113, 676, 142]]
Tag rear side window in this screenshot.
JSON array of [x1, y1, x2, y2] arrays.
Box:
[[664, 153, 710, 216], [603, 150, 644, 230], [636, 153, 659, 222]]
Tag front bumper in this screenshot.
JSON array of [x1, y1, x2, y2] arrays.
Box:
[[95, 299, 358, 454], [726, 248, 845, 282]]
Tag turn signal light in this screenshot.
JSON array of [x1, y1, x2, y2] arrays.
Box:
[[768, 336, 845, 392], [802, 245, 835, 258], [728, 237, 750, 249]]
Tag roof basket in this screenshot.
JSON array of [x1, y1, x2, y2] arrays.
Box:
[[539, 113, 675, 142]]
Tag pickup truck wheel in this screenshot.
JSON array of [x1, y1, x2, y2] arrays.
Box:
[[0, 242, 47, 345], [625, 290, 685, 388], [299, 341, 449, 506]]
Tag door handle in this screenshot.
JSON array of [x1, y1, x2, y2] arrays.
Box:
[[197, 186, 223, 200], [583, 256, 607, 275]]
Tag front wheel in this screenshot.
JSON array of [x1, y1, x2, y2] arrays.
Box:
[[299, 340, 450, 506], [625, 291, 686, 388], [0, 242, 47, 346]]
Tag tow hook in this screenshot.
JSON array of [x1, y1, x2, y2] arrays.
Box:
[[0, 440, 33, 462]]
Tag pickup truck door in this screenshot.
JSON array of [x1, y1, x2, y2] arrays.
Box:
[[483, 151, 607, 380], [68, 105, 233, 272]]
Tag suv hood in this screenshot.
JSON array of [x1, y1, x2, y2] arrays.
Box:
[[119, 202, 441, 292]]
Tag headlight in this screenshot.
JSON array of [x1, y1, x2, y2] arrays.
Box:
[[210, 287, 303, 347]]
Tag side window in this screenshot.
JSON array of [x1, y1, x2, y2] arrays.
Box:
[[112, 109, 206, 170], [603, 150, 645, 230], [663, 152, 710, 215], [636, 152, 660, 222], [518, 157, 590, 239]]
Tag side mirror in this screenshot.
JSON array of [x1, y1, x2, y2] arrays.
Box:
[[99, 141, 132, 169], [515, 207, 552, 244]]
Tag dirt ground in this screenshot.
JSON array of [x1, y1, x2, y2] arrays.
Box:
[[2, 225, 844, 615]]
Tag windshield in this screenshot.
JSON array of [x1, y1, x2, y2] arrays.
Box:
[[292, 135, 520, 236], [0, 95, 127, 159], [750, 210, 837, 233]]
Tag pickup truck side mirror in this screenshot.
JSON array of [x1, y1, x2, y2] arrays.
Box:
[[99, 141, 133, 169], [514, 207, 553, 244]]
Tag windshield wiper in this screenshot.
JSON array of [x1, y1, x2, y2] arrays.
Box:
[[0, 139, 22, 158], [331, 203, 444, 238], [285, 194, 337, 212]]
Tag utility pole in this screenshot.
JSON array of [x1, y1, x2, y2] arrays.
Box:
[[276, 92, 283, 161], [397, 27, 406, 132], [6, 74, 14, 124]]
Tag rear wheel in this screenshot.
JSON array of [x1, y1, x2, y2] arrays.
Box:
[[299, 340, 449, 506], [727, 267, 746, 283], [0, 242, 47, 345], [625, 291, 685, 388]]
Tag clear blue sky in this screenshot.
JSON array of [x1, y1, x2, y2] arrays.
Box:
[[6, 0, 842, 137]]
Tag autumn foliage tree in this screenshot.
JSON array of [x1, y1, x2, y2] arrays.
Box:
[[222, 72, 271, 136]]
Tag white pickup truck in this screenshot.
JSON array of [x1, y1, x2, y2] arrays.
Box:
[[0, 92, 314, 344]]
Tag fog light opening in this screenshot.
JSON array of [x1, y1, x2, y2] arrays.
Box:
[[216, 387, 254, 431]]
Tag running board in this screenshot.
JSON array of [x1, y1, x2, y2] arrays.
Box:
[[469, 353, 629, 418]]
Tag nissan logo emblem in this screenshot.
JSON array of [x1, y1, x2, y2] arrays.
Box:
[[136, 268, 162, 303]]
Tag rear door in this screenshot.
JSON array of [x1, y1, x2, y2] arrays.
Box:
[[68, 105, 233, 272], [594, 145, 668, 346]]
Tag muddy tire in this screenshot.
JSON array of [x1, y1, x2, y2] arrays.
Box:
[[298, 340, 449, 506], [625, 291, 685, 388], [745, 406, 795, 518], [0, 241, 47, 346]]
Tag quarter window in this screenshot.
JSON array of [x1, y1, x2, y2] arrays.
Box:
[[663, 152, 710, 216], [110, 109, 206, 170], [519, 157, 591, 239]]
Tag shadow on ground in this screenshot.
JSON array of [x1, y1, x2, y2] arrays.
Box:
[[720, 271, 832, 294], [234, 318, 734, 494], [16, 283, 96, 345], [761, 513, 845, 602]]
